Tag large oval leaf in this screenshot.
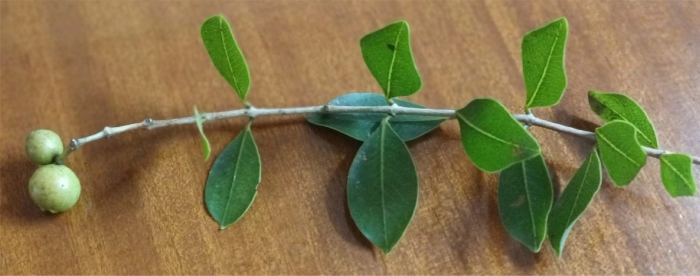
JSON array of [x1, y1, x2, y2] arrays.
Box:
[[205, 125, 261, 229], [457, 98, 541, 172], [499, 154, 553, 253], [360, 21, 422, 99], [348, 118, 418, 254], [660, 153, 697, 197], [548, 150, 602, 256], [201, 15, 251, 101], [588, 90, 658, 148], [306, 93, 446, 141], [596, 121, 647, 187], [522, 18, 568, 109]]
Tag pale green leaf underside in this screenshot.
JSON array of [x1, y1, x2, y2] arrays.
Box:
[[457, 98, 541, 172], [348, 118, 418, 254], [522, 17, 568, 109], [361, 21, 422, 99], [660, 153, 697, 197], [306, 93, 446, 141], [205, 126, 261, 229], [499, 154, 553, 253], [194, 106, 211, 161], [548, 150, 602, 256], [588, 90, 658, 148], [201, 15, 251, 101], [596, 121, 647, 187]]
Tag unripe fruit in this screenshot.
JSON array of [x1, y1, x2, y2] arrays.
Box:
[[28, 164, 81, 213], [25, 129, 64, 165]]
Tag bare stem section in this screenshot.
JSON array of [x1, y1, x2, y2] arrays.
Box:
[[56, 105, 700, 165]]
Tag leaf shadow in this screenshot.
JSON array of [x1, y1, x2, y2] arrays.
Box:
[[0, 153, 63, 224], [309, 125, 374, 250], [552, 109, 599, 158]]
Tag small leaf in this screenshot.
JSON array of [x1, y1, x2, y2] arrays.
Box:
[[548, 150, 602, 256], [348, 118, 418, 254], [499, 154, 553, 253], [201, 15, 251, 101], [194, 106, 211, 161], [361, 21, 422, 99], [522, 18, 568, 109], [205, 125, 261, 229], [306, 93, 446, 141], [596, 121, 647, 187], [456, 98, 541, 172], [660, 153, 697, 197], [588, 90, 658, 148]]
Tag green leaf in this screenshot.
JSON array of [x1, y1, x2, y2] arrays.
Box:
[[522, 18, 568, 109], [194, 106, 211, 161], [456, 98, 541, 172], [498, 154, 553, 253], [201, 15, 251, 101], [548, 150, 602, 256], [588, 90, 658, 148], [360, 21, 422, 99], [660, 153, 697, 197], [205, 125, 261, 229], [306, 93, 446, 141], [596, 121, 647, 187], [348, 118, 418, 254]]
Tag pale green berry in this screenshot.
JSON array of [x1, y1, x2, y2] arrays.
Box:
[[25, 129, 64, 165], [28, 164, 81, 213]]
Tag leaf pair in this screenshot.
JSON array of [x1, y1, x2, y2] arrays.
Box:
[[199, 15, 262, 229], [307, 93, 446, 141], [589, 91, 696, 196]]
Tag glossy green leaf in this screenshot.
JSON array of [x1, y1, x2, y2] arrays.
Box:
[[306, 93, 446, 141], [361, 21, 422, 99], [548, 150, 602, 256], [522, 18, 568, 109], [457, 98, 541, 172], [499, 154, 553, 253], [660, 153, 697, 197], [588, 90, 658, 148], [205, 125, 261, 229], [348, 118, 418, 254], [596, 121, 647, 187], [194, 106, 211, 161], [201, 15, 251, 101]]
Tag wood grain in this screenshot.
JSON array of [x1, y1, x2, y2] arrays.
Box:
[[2, 0, 700, 274]]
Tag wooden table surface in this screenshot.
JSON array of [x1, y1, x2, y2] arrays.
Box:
[[2, 0, 700, 274]]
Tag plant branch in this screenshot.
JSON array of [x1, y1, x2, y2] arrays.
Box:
[[56, 105, 700, 165]]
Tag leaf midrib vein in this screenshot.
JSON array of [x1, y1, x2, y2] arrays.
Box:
[[385, 23, 404, 98], [522, 161, 538, 244], [597, 132, 642, 167], [526, 23, 561, 107], [219, 17, 240, 92], [456, 113, 539, 152], [563, 154, 594, 230], [221, 131, 249, 224], [661, 157, 694, 191], [602, 104, 655, 147]]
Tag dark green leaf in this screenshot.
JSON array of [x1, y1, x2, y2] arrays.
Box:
[[588, 90, 658, 148], [660, 153, 697, 197], [457, 98, 541, 172], [361, 21, 422, 99], [348, 118, 418, 254], [201, 15, 251, 101], [522, 18, 568, 109], [205, 125, 261, 229], [194, 106, 211, 161], [596, 121, 647, 187], [499, 154, 553, 253], [306, 93, 446, 141], [548, 150, 602, 256]]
